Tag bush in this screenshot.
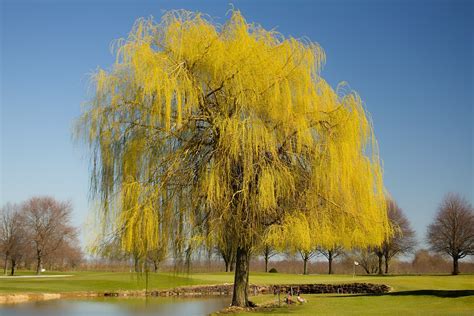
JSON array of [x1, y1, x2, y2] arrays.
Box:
[[269, 268, 278, 273]]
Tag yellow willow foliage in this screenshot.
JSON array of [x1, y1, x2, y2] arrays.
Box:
[[76, 10, 390, 257]]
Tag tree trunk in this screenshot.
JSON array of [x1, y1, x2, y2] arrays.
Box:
[[231, 246, 250, 307], [303, 257, 308, 275], [230, 257, 235, 272], [36, 255, 42, 275], [153, 261, 159, 273], [328, 251, 333, 274], [384, 256, 389, 274], [452, 256, 459, 275], [10, 259, 16, 276], [224, 259, 230, 272], [377, 254, 383, 275], [265, 256, 269, 273]]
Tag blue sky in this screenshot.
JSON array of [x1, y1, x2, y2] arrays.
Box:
[[1, 0, 472, 249]]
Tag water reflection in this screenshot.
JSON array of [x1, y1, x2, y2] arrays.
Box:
[[1, 296, 231, 316]]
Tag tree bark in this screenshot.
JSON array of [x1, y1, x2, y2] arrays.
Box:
[[231, 246, 250, 307], [384, 256, 389, 274], [303, 257, 308, 275], [328, 252, 333, 274], [265, 256, 268, 273], [452, 256, 459, 275], [224, 259, 230, 272]]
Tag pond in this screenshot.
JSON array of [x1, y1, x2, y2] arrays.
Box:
[[0, 296, 231, 316]]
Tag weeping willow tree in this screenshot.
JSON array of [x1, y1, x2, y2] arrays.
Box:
[[77, 10, 389, 307]]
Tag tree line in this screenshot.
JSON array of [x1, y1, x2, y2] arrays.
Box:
[[214, 193, 472, 276], [93, 193, 472, 276], [0, 196, 82, 275]]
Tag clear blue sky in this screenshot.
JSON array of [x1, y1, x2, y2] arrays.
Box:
[[1, 0, 472, 248]]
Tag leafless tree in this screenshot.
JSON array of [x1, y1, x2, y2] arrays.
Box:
[[261, 244, 278, 273], [375, 199, 416, 274], [0, 203, 28, 275], [352, 248, 379, 274], [427, 193, 474, 275], [44, 236, 83, 271], [318, 245, 344, 274], [298, 249, 317, 275], [215, 226, 237, 272], [21, 197, 77, 274], [216, 244, 236, 272]]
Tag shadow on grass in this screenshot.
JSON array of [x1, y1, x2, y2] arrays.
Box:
[[328, 290, 474, 298]]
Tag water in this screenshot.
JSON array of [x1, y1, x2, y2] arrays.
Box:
[[0, 296, 231, 316]]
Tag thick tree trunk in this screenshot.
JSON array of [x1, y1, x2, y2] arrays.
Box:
[[377, 254, 383, 275], [224, 259, 230, 272], [452, 256, 459, 275], [265, 256, 269, 273], [153, 261, 159, 273], [303, 258, 308, 275], [328, 252, 333, 274], [384, 256, 389, 274], [231, 246, 250, 307]]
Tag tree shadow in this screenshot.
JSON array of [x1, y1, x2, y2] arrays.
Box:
[[327, 290, 474, 298]]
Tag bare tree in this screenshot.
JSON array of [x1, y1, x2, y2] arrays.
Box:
[[216, 243, 236, 272], [261, 244, 278, 273], [216, 226, 237, 272], [353, 248, 379, 274], [21, 197, 77, 275], [45, 236, 83, 271], [298, 249, 317, 275], [0, 203, 28, 275], [375, 199, 416, 274], [427, 193, 474, 275], [147, 245, 167, 273], [318, 245, 344, 274]]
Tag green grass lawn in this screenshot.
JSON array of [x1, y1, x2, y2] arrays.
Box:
[[0, 271, 473, 315], [0, 271, 213, 293]]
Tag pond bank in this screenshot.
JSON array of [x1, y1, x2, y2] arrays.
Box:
[[0, 282, 391, 305]]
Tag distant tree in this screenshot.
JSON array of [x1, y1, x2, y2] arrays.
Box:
[[374, 199, 416, 274], [216, 227, 237, 272], [21, 197, 77, 274], [411, 249, 449, 273], [45, 236, 83, 271], [353, 248, 379, 274], [0, 203, 27, 275], [261, 244, 278, 273], [427, 193, 474, 275], [318, 245, 344, 274], [147, 243, 168, 272], [298, 249, 317, 275]]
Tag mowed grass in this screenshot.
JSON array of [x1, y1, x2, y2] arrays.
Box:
[[0, 271, 473, 314], [0, 271, 213, 293]]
